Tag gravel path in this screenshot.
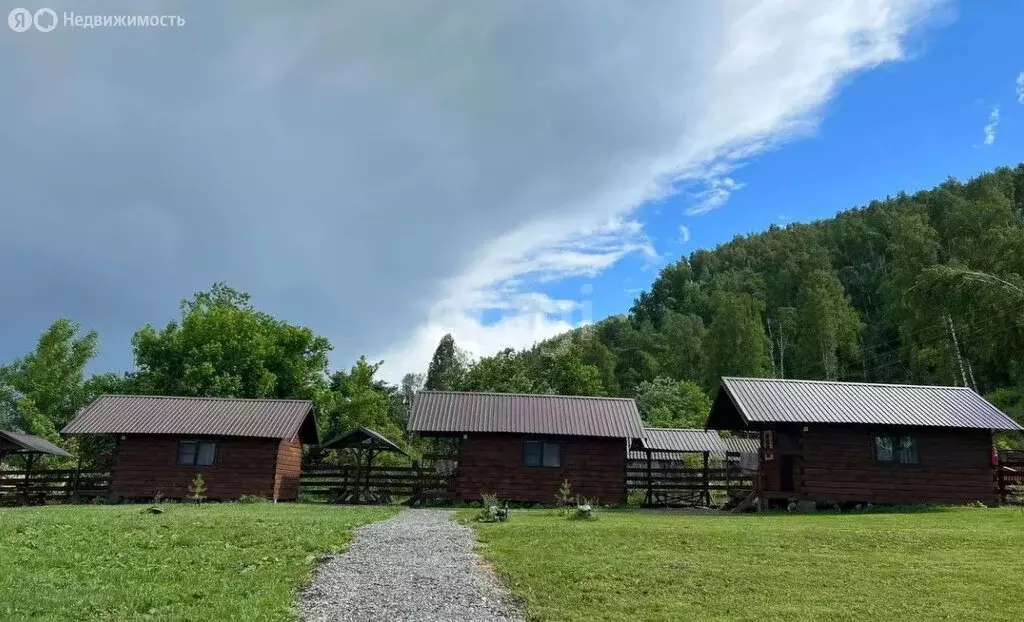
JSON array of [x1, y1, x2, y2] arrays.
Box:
[[299, 509, 524, 622]]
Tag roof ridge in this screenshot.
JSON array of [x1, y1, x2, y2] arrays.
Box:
[[644, 427, 717, 432], [417, 390, 635, 401], [98, 394, 312, 403], [721, 377, 972, 391], [715, 377, 1021, 431]]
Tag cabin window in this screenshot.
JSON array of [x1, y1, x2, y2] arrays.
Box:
[[178, 441, 217, 466], [874, 435, 918, 465], [523, 440, 560, 468]]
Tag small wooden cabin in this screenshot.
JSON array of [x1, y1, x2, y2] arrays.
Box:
[[408, 391, 644, 504], [707, 377, 1022, 506], [62, 395, 318, 501]]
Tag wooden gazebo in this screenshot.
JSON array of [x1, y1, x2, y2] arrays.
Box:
[[319, 427, 407, 503], [0, 430, 71, 463], [0, 431, 72, 504]]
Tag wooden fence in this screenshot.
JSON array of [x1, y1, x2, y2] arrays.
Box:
[[626, 460, 755, 507], [997, 460, 1024, 505], [299, 464, 456, 504], [0, 468, 110, 505]]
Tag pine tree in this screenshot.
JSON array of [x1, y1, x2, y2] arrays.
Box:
[[424, 334, 465, 391], [794, 271, 862, 380]]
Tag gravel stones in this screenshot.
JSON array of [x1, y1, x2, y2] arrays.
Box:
[[299, 509, 523, 622]]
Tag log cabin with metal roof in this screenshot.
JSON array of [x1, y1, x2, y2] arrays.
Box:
[[62, 395, 319, 501], [707, 377, 1023, 506], [408, 391, 645, 504]]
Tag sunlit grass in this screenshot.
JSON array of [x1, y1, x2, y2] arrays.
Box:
[[0, 503, 395, 621], [466, 507, 1024, 622]]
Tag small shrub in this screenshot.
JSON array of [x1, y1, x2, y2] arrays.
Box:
[[188, 473, 207, 504], [569, 498, 597, 521], [555, 480, 574, 515], [475, 493, 509, 523]]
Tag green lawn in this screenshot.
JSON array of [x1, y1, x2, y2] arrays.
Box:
[[466, 508, 1024, 622], [0, 503, 395, 621]]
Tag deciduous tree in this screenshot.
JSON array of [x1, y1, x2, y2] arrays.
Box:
[[131, 283, 331, 400]]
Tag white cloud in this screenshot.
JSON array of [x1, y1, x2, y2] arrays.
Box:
[[1017, 73, 1024, 104], [679, 225, 691, 244], [0, 0, 944, 382], [984, 105, 1000, 145], [686, 177, 747, 216]]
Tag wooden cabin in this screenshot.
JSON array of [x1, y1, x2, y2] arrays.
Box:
[[408, 391, 644, 504], [62, 395, 318, 501], [707, 377, 1022, 506]]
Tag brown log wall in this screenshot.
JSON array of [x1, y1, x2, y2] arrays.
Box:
[[793, 426, 996, 504], [110, 435, 285, 500], [456, 433, 626, 504], [274, 438, 303, 501]]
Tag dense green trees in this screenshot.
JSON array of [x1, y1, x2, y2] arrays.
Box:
[[635, 378, 710, 428], [0, 319, 99, 442], [704, 292, 772, 386], [793, 271, 862, 380], [131, 283, 332, 400], [321, 357, 405, 444], [460, 164, 1024, 434]]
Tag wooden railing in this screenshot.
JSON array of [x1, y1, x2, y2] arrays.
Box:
[[626, 461, 755, 507], [0, 468, 110, 505], [299, 464, 456, 504]]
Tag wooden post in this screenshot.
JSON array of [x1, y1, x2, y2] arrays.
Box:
[[352, 449, 362, 503], [22, 453, 36, 503], [70, 454, 83, 501], [342, 463, 350, 502], [645, 449, 653, 506], [412, 459, 422, 505], [702, 451, 710, 506], [998, 465, 1005, 505], [725, 453, 732, 498], [363, 448, 375, 503]]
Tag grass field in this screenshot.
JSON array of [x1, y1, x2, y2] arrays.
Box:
[[0, 503, 395, 621], [467, 507, 1024, 622]]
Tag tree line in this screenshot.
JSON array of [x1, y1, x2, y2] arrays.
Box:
[[2, 164, 1023, 461], [421, 164, 1024, 441]]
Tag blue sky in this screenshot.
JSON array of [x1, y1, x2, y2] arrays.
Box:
[[558, 1, 1024, 329], [1, 1, 1021, 382]]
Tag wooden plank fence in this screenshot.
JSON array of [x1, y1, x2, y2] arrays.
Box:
[[299, 464, 456, 504], [0, 469, 110, 505], [626, 460, 755, 507], [997, 461, 1024, 505]]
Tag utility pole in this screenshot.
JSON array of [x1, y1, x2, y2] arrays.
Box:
[[945, 314, 969, 388]]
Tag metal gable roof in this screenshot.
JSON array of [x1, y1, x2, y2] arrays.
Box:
[[722, 435, 761, 454], [408, 391, 645, 439], [640, 428, 725, 453], [0, 431, 72, 458], [716, 377, 1022, 430], [62, 395, 319, 441], [321, 427, 407, 455], [630, 428, 761, 457]]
